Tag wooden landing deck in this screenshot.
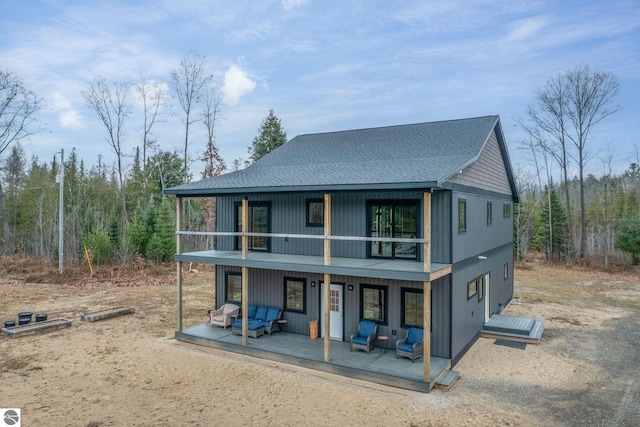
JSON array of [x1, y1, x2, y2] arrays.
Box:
[[481, 314, 545, 344], [80, 306, 135, 322], [2, 318, 72, 338]]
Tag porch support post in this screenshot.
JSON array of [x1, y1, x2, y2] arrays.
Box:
[[175, 196, 183, 332], [423, 191, 432, 381], [423, 280, 431, 381], [323, 193, 331, 362], [241, 198, 249, 346]]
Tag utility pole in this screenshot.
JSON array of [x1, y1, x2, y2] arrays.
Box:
[[57, 148, 64, 274]]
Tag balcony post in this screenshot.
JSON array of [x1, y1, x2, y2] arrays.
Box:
[[242, 197, 249, 345], [423, 191, 431, 381], [323, 193, 331, 362]]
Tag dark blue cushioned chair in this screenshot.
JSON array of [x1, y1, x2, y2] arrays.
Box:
[[350, 320, 378, 354], [257, 307, 281, 335], [395, 327, 424, 362]]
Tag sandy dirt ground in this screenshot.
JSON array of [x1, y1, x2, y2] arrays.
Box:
[[1, 257, 639, 427]]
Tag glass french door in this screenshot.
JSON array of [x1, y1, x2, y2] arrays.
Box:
[[369, 202, 418, 260]]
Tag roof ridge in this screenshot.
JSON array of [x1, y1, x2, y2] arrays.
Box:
[[296, 115, 498, 138]]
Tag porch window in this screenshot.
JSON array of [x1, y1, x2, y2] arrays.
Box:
[[225, 272, 242, 303], [458, 199, 467, 233], [401, 288, 423, 327], [360, 284, 388, 324], [368, 201, 418, 260], [283, 277, 306, 313], [306, 199, 324, 227], [478, 275, 485, 301], [235, 201, 271, 251]]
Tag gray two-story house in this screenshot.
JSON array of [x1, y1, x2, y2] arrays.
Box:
[[166, 115, 519, 391]]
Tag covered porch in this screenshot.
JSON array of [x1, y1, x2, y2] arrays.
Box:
[[176, 323, 452, 392]]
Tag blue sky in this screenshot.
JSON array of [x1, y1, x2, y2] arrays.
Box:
[[1, 0, 639, 179]]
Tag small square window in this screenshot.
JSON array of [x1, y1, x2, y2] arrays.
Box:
[[467, 279, 478, 299], [503, 203, 511, 218], [487, 202, 493, 225], [284, 277, 306, 313], [306, 199, 324, 227], [458, 199, 467, 233]]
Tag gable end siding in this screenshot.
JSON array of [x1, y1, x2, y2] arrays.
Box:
[[449, 130, 512, 195]]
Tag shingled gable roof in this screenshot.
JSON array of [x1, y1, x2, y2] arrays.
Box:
[[165, 115, 518, 200]]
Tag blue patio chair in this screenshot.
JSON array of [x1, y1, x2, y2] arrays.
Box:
[[350, 320, 378, 354], [395, 327, 424, 362]]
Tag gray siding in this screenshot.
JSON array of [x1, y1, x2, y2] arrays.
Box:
[[450, 244, 513, 362], [216, 190, 450, 263], [215, 265, 451, 358], [451, 191, 513, 264]]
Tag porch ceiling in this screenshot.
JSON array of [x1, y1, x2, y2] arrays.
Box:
[[175, 250, 451, 282]]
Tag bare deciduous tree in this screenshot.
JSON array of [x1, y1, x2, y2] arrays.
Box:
[[0, 70, 41, 155], [135, 77, 169, 170], [200, 86, 225, 249], [524, 64, 620, 259], [82, 77, 132, 225], [171, 51, 214, 183], [565, 65, 620, 257]]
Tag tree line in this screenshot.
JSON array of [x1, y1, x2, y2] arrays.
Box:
[[515, 64, 640, 266], [0, 53, 287, 265], [1, 61, 637, 267]]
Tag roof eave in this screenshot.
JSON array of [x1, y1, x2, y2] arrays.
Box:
[[164, 181, 440, 197]]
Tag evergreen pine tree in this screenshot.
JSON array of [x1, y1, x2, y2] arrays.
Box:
[[248, 109, 287, 162], [537, 185, 570, 261]]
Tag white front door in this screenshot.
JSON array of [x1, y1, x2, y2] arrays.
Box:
[[484, 273, 491, 322], [321, 283, 344, 340]]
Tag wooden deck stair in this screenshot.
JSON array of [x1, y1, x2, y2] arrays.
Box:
[[481, 314, 545, 344], [434, 370, 460, 391]]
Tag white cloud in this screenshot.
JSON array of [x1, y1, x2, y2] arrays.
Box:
[[59, 110, 84, 129], [51, 93, 72, 110], [221, 64, 257, 105], [506, 16, 549, 42], [282, 0, 308, 11]]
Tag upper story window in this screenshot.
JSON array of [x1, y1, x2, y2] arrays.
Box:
[[368, 200, 418, 260], [503, 203, 512, 218], [487, 201, 493, 226], [306, 199, 324, 227], [458, 199, 467, 233], [235, 201, 271, 251]]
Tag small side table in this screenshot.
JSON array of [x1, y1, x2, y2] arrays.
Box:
[[277, 319, 288, 335], [377, 335, 389, 353]]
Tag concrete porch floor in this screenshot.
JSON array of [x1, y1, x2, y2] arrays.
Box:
[[176, 323, 451, 393]]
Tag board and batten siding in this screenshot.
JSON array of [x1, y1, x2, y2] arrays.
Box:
[[215, 191, 450, 263], [449, 244, 513, 363], [215, 265, 452, 358]]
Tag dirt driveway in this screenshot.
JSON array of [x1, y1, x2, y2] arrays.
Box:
[[1, 257, 639, 426]]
